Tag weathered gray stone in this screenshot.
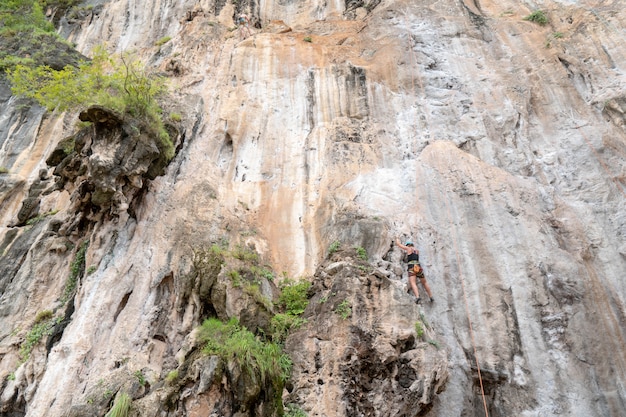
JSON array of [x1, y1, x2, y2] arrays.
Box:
[[0, 0, 624, 416]]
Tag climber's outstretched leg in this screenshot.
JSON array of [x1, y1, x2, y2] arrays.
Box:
[[408, 272, 421, 303], [419, 274, 434, 302]]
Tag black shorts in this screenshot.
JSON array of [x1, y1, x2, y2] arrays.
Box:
[[408, 264, 424, 278]]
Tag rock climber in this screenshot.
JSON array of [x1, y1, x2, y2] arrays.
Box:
[[237, 13, 251, 39], [396, 238, 434, 304]]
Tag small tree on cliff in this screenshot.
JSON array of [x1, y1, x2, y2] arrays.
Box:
[[7, 46, 173, 159]]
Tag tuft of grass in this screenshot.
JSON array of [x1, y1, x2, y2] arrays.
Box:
[[105, 392, 132, 417], [155, 36, 171, 47], [19, 315, 58, 362], [169, 112, 182, 122], [199, 317, 292, 388], [335, 300, 352, 320], [165, 369, 178, 384], [414, 321, 424, 339], [523, 10, 548, 26], [270, 313, 307, 343], [231, 245, 259, 263], [60, 240, 88, 304], [328, 241, 340, 256], [244, 283, 273, 311], [303, 36, 312, 43], [354, 246, 367, 260], [25, 209, 59, 225], [0, 167, 8, 174], [75, 120, 92, 130], [545, 31, 564, 48], [34, 310, 53, 324], [427, 339, 441, 349], [133, 370, 146, 386], [228, 269, 242, 286], [285, 403, 308, 417]]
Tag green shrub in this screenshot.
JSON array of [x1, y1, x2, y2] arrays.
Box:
[[193, 244, 225, 279], [105, 392, 132, 417], [169, 112, 182, 122], [228, 269, 242, 286], [303, 36, 312, 43], [7, 46, 174, 160], [414, 321, 424, 339], [199, 317, 291, 387], [19, 316, 57, 362], [231, 245, 259, 263], [285, 403, 308, 417], [249, 265, 274, 281], [0, 167, 9, 174], [0, 0, 53, 34], [34, 310, 53, 324], [60, 240, 88, 304], [523, 10, 548, 25], [354, 246, 367, 260], [277, 279, 311, 315], [265, 278, 311, 342], [335, 300, 351, 320], [270, 313, 307, 343], [133, 370, 146, 386], [328, 241, 340, 255]]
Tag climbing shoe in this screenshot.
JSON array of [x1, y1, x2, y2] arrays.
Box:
[[416, 297, 422, 304], [430, 297, 434, 303]]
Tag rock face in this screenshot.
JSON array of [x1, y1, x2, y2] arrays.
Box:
[[0, 0, 625, 416], [285, 247, 448, 417]]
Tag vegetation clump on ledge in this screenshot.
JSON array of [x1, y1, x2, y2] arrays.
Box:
[[8, 46, 174, 160], [523, 10, 548, 26], [199, 317, 292, 387], [0, 0, 84, 71], [3, 2, 174, 161]]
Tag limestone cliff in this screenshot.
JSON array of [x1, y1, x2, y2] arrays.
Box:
[[0, 0, 625, 416]]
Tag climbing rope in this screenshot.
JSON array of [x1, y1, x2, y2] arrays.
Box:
[[405, 21, 491, 417], [402, 2, 623, 415], [440, 171, 490, 417]]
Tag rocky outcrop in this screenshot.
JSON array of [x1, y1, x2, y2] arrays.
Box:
[[285, 247, 448, 416], [45, 105, 181, 229]]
